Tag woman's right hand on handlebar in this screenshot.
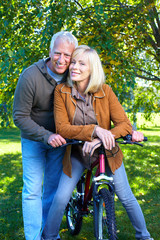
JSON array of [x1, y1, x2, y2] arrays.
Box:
[[82, 138, 102, 156], [95, 126, 115, 150]]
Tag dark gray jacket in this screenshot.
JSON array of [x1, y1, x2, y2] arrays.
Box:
[[13, 58, 67, 144]]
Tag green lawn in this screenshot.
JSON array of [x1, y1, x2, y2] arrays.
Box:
[[0, 121, 160, 240]]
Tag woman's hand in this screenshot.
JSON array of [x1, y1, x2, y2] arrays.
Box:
[[132, 130, 144, 142], [95, 126, 115, 150], [82, 138, 101, 156]]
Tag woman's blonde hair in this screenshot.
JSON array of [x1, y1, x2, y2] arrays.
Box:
[[67, 45, 105, 93]]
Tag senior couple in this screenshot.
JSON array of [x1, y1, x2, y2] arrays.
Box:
[[13, 31, 153, 240]]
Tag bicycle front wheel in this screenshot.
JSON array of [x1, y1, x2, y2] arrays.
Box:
[[94, 187, 117, 240]]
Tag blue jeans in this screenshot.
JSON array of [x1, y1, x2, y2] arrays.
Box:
[[42, 159, 151, 240], [107, 162, 150, 240], [21, 138, 65, 240]]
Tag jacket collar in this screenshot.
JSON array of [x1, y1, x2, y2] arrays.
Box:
[[34, 58, 68, 86], [34, 58, 54, 83], [60, 84, 72, 94], [93, 86, 105, 98], [60, 84, 105, 98]]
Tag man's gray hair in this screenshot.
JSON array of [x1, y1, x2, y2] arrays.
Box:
[[50, 31, 78, 51]]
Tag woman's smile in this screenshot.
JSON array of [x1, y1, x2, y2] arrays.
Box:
[[69, 54, 90, 84]]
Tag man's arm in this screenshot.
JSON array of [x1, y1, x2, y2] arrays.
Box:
[[13, 70, 65, 146]]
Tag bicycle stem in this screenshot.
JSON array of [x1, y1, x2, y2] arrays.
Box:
[[99, 153, 105, 174], [93, 147, 113, 182]]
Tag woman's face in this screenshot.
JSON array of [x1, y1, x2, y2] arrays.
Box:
[[69, 53, 90, 84]]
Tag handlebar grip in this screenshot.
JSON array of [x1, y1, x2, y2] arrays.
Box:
[[66, 139, 83, 144], [61, 139, 83, 147], [143, 137, 148, 141], [123, 134, 148, 142]]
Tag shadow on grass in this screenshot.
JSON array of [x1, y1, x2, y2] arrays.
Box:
[[0, 127, 21, 142], [0, 152, 24, 240], [140, 126, 160, 131]]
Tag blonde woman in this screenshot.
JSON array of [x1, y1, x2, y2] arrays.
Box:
[[42, 45, 153, 240]]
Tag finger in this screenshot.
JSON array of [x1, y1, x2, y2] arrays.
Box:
[[102, 135, 108, 150], [49, 137, 61, 148], [132, 131, 137, 141], [139, 132, 144, 141], [104, 134, 115, 150], [108, 132, 115, 148], [49, 141, 58, 148], [90, 146, 96, 156], [139, 134, 144, 142], [90, 140, 102, 155], [105, 135, 112, 150], [82, 143, 87, 156], [85, 142, 91, 155], [83, 142, 93, 156], [57, 135, 67, 144], [132, 131, 144, 142], [110, 135, 115, 149], [54, 135, 66, 146], [50, 137, 60, 147]]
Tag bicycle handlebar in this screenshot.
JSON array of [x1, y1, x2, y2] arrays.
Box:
[[61, 139, 83, 147], [117, 134, 147, 147], [61, 134, 148, 148], [123, 134, 147, 142]]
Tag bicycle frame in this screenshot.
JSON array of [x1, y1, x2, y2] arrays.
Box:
[[65, 135, 147, 239], [77, 145, 114, 213]]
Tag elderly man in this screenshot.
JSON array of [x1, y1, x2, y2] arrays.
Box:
[[13, 31, 78, 240]]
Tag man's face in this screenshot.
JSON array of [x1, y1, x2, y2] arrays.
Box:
[[50, 38, 75, 74]]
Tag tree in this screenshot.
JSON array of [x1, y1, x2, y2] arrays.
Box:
[[0, 0, 159, 127], [0, 0, 52, 126]]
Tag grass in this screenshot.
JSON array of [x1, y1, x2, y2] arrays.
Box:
[[0, 128, 24, 239], [0, 118, 160, 240]]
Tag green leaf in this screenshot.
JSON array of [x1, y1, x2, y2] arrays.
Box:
[[7, 50, 14, 57]]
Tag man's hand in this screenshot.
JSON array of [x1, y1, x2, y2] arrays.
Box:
[[48, 134, 66, 148], [132, 130, 144, 142]]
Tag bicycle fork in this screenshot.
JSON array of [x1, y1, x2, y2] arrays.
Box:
[[92, 146, 116, 240]]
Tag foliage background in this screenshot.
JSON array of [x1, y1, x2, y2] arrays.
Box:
[[0, 0, 160, 127]]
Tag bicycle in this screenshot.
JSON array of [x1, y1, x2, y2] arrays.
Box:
[[62, 135, 147, 240]]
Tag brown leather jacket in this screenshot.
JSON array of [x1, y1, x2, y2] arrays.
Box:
[[54, 83, 132, 177]]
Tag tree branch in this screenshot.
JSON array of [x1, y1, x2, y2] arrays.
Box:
[[146, 34, 158, 51], [135, 74, 160, 81], [135, 67, 160, 81], [73, 0, 83, 10], [148, 9, 160, 46]]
